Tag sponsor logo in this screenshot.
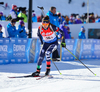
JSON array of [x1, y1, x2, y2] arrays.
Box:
[[13, 44, 25, 51]]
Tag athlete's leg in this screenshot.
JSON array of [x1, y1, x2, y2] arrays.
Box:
[[45, 44, 57, 75]]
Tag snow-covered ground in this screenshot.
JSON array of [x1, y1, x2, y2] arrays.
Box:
[[0, 59, 100, 92]]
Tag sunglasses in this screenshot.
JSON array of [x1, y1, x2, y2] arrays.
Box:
[[42, 23, 49, 26]]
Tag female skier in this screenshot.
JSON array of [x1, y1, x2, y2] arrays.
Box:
[[32, 16, 66, 76]]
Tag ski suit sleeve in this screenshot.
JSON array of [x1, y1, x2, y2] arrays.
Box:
[[37, 27, 43, 44], [52, 25, 65, 43]]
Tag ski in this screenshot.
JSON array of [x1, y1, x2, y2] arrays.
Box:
[[8, 75, 40, 78], [36, 75, 53, 80]]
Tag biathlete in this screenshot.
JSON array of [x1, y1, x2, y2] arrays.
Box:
[[32, 16, 66, 76]]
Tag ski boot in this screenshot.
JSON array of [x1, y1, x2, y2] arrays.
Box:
[[32, 71, 40, 77], [45, 69, 50, 76]]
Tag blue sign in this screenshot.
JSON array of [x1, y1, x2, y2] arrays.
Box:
[[80, 39, 94, 59], [92, 39, 100, 59], [0, 39, 10, 64], [61, 39, 78, 61], [75, 39, 82, 59], [9, 38, 31, 64], [29, 38, 37, 63]]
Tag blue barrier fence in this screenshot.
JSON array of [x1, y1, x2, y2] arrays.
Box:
[[0, 38, 100, 65]]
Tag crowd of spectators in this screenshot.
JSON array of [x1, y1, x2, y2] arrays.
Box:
[[1, 4, 100, 39], [0, 4, 100, 24]]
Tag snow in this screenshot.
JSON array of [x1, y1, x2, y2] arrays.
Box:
[[1, 0, 100, 16], [0, 59, 100, 92]]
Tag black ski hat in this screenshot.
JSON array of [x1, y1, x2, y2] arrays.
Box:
[[42, 16, 50, 23]]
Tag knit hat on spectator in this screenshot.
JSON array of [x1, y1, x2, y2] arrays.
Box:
[[81, 26, 85, 31], [57, 11, 61, 17], [76, 15, 80, 19], [19, 20, 24, 25], [33, 13, 36, 16], [12, 5, 17, 10], [0, 24, 2, 29], [0, 12, 3, 16]]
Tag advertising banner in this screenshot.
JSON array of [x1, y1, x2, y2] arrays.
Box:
[[61, 39, 78, 61], [92, 39, 100, 59], [80, 39, 94, 59], [75, 39, 82, 59], [29, 38, 37, 63], [0, 39, 10, 64], [9, 38, 31, 64]]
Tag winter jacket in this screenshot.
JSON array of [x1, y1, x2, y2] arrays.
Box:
[[75, 19, 82, 24], [18, 13, 27, 22], [96, 18, 100, 23], [78, 31, 86, 39], [68, 21, 74, 24], [32, 16, 37, 22], [10, 9, 17, 19], [0, 31, 3, 38], [60, 25, 71, 39], [58, 16, 65, 25], [7, 23, 18, 38], [0, 16, 6, 21], [18, 25, 27, 38], [47, 11, 59, 27]]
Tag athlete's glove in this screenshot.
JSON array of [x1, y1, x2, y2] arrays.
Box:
[[56, 32, 61, 39], [61, 42, 66, 47]]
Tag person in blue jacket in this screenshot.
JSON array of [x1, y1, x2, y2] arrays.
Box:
[[78, 26, 86, 39], [0, 12, 6, 21], [18, 20, 27, 38], [0, 24, 3, 38], [32, 13, 37, 22], [57, 12, 65, 25], [7, 19, 18, 38], [46, 6, 59, 27]]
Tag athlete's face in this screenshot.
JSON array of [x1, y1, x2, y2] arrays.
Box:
[[42, 23, 49, 29]]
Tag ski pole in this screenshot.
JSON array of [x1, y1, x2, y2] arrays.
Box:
[[64, 47, 96, 76], [50, 58, 62, 75]]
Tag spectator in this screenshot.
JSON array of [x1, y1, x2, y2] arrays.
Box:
[[68, 18, 74, 24], [0, 12, 6, 21], [95, 18, 100, 23], [10, 5, 18, 19], [47, 6, 59, 27], [37, 16, 42, 22], [75, 15, 83, 24], [89, 13, 95, 23], [57, 12, 65, 25], [0, 24, 3, 38], [65, 15, 69, 24], [32, 13, 37, 22], [78, 26, 86, 39], [7, 19, 18, 38], [18, 8, 27, 22], [18, 20, 27, 38], [60, 21, 72, 39]]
